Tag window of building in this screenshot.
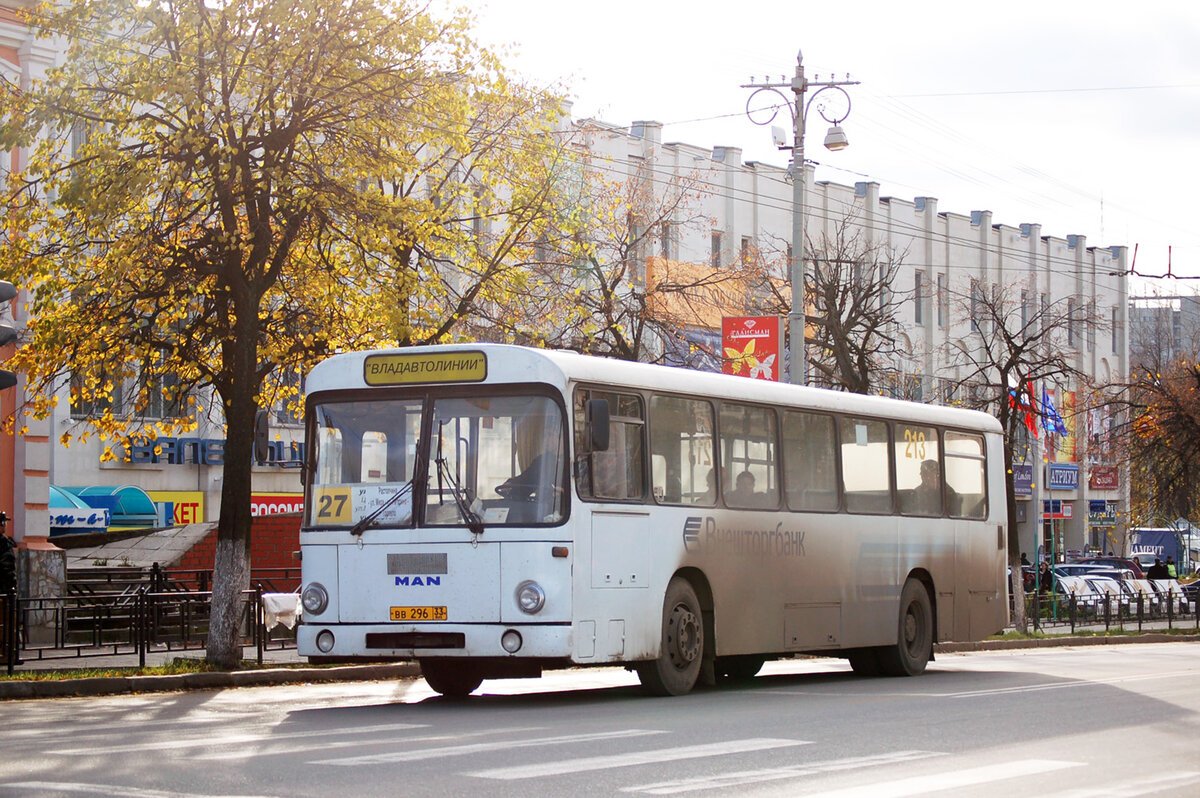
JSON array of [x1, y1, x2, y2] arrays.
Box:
[[937, 273, 946, 327], [913, 270, 924, 324], [711, 232, 722, 268], [1111, 306, 1121, 352], [1067, 298, 1077, 346], [1086, 301, 1095, 352], [970, 279, 983, 334]]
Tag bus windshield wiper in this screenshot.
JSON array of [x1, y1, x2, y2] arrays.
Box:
[[348, 480, 414, 537], [436, 420, 484, 536]]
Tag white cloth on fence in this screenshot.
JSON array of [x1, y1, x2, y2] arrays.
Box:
[[262, 592, 302, 630]]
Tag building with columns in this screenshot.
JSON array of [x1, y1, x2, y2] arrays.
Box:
[[577, 117, 1130, 562]]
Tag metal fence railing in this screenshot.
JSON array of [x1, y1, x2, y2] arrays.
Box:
[[2, 582, 298, 675], [1023, 585, 1199, 634]]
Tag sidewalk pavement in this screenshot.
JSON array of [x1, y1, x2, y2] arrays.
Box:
[[3, 632, 1196, 701], [2, 645, 420, 700]]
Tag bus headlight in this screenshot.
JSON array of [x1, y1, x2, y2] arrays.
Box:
[[302, 583, 329, 616], [515, 580, 546, 614], [315, 629, 335, 653]]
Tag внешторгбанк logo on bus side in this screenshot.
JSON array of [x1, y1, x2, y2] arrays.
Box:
[[682, 516, 806, 557]]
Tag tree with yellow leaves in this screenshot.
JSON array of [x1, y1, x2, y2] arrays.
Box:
[[0, 0, 565, 666]]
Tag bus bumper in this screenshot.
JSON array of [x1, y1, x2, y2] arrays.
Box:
[[297, 622, 573, 661]]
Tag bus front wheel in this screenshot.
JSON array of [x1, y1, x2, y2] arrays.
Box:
[[420, 659, 484, 697], [637, 577, 704, 696], [879, 579, 933, 677]]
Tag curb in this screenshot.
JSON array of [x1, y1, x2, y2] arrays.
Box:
[[1, 662, 421, 700], [935, 632, 1196, 653], [3, 635, 1196, 700]]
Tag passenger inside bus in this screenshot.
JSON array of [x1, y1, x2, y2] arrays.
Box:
[[725, 470, 760, 508], [914, 459, 955, 515]]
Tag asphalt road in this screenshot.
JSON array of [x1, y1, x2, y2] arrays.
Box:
[[2, 642, 1198, 797]]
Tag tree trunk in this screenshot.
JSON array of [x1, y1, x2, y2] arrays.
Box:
[[1001, 415, 1029, 633], [205, 306, 261, 668]]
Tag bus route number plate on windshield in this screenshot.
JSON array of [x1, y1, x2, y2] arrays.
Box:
[[390, 606, 447, 621]]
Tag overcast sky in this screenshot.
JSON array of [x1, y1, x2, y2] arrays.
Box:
[[469, 0, 1200, 292]]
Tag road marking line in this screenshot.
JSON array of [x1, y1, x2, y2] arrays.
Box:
[[193, 726, 546, 761], [796, 758, 1082, 797], [469, 738, 810, 780], [1045, 771, 1200, 797], [54, 722, 429, 755], [314, 729, 667, 766], [944, 669, 1199, 699], [623, 750, 943, 794], [1, 783, 274, 798]]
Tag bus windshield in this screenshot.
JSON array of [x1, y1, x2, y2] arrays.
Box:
[[428, 395, 566, 527], [307, 393, 566, 529]]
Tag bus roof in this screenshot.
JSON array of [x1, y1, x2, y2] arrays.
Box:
[[306, 344, 1002, 434]]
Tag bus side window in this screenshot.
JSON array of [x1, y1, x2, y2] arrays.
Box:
[[719, 402, 779, 510], [894, 425, 941, 516], [650, 395, 715, 506], [782, 411, 838, 512], [840, 417, 892, 514], [574, 389, 646, 502], [945, 431, 987, 519]]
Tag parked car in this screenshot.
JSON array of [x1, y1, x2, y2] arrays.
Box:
[[1078, 556, 1145, 579], [1052, 564, 1130, 581], [1081, 576, 1129, 613]]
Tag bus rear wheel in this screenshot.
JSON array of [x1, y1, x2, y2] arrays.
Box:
[[420, 659, 484, 697], [637, 577, 704, 696], [879, 579, 933, 677]]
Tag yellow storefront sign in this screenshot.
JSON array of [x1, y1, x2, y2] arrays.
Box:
[[363, 350, 487, 386], [147, 490, 206, 525]]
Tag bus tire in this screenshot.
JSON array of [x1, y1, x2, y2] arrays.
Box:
[[637, 577, 704, 696], [879, 579, 933, 677], [716, 654, 765, 682], [420, 659, 484, 697]]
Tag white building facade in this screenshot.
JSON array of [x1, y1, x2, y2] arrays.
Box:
[[579, 117, 1130, 562]]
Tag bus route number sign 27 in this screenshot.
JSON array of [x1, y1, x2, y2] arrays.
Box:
[[390, 606, 448, 621]]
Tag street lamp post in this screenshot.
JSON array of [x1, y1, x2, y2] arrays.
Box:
[[743, 50, 858, 385]]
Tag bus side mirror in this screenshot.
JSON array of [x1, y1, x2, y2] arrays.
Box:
[[586, 398, 610, 452]]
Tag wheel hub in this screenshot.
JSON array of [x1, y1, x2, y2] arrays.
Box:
[[667, 603, 701, 668]]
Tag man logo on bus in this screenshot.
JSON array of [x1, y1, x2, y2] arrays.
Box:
[[395, 576, 442, 586]]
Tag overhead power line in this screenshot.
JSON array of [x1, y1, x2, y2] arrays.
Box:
[[895, 83, 1200, 99]]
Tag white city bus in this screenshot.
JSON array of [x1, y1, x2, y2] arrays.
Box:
[[297, 344, 1007, 696]]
